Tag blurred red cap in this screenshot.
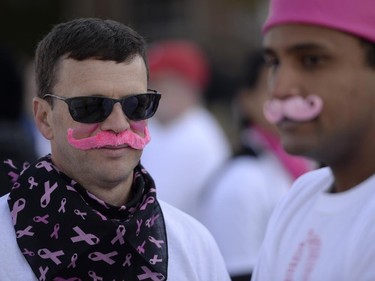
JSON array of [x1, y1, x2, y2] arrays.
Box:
[[147, 39, 210, 90]]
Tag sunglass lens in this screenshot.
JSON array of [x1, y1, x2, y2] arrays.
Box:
[[122, 94, 160, 121], [68, 97, 112, 123]]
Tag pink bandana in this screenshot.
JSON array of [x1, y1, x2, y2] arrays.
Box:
[[253, 126, 314, 180]]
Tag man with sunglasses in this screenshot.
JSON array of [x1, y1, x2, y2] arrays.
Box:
[[0, 18, 230, 281]]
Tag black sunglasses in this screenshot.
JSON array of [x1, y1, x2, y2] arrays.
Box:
[[43, 89, 161, 123]]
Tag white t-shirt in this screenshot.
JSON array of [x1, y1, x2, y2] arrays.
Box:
[[252, 167, 375, 281], [198, 151, 290, 276], [0, 195, 230, 281], [141, 106, 231, 218]]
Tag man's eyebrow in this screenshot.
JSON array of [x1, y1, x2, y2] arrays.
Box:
[[263, 43, 328, 56], [286, 43, 328, 53]]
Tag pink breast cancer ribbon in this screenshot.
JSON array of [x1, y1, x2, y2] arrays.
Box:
[[67, 127, 151, 150], [263, 95, 323, 124]]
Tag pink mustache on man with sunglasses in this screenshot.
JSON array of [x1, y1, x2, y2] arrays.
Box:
[[263, 95, 323, 124], [67, 121, 151, 150]]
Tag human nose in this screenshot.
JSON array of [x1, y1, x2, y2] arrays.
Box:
[[100, 102, 130, 133], [268, 65, 302, 99]]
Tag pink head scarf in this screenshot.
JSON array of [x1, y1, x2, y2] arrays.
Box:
[[263, 0, 375, 43]]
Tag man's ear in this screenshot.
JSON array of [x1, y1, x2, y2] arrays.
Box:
[[33, 97, 53, 140]]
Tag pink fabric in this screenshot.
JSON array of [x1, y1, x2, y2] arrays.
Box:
[[263, 0, 375, 43], [253, 125, 313, 180], [67, 127, 151, 150], [263, 95, 323, 124]]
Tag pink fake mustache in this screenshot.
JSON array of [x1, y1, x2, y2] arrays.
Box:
[[263, 95, 323, 124], [67, 127, 151, 150]]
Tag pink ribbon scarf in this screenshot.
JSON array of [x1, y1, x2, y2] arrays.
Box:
[[6, 155, 167, 281]]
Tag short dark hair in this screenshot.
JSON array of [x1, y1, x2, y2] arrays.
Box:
[[35, 18, 148, 99], [359, 37, 375, 69], [240, 49, 266, 90]]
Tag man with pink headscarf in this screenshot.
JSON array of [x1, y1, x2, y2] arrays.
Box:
[[252, 0, 375, 280]]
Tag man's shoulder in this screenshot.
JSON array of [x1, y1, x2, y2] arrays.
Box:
[[291, 167, 332, 193], [158, 200, 231, 281], [0, 193, 10, 216], [0, 193, 13, 236], [158, 200, 214, 241], [0, 193, 36, 280], [266, 167, 332, 223], [159, 200, 205, 228]]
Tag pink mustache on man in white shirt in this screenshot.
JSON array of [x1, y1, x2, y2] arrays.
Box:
[[67, 127, 151, 150], [263, 95, 323, 124]]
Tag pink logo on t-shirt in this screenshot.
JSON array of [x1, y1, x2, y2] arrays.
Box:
[[285, 229, 321, 281]]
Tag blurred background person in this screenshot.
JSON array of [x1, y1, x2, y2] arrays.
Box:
[[141, 39, 232, 218], [198, 50, 316, 281], [0, 45, 38, 196]]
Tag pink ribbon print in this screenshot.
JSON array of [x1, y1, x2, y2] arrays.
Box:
[[263, 95, 323, 124], [67, 127, 151, 151], [6, 155, 167, 280]]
